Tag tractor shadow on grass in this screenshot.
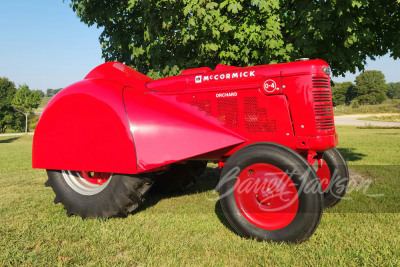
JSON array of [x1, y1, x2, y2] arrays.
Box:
[[214, 201, 236, 233], [0, 136, 20, 143], [336, 147, 366, 162], [134, 165, 236, 232], [134, 166, 222, 214]]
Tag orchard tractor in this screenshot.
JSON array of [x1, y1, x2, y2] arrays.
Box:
[[33, 59, 349, 243]]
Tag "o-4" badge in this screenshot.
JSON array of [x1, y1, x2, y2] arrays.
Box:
[[263, 79, 279, 93]]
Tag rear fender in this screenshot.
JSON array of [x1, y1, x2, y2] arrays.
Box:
[[32, 79, 137, 174]]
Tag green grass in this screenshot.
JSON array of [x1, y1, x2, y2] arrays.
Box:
[[334, 99, 400, 115], [361, 114, 400, 122], [357, 124, 400, 129], [1, 128, 400, 265], [3, 128, 24, 134]]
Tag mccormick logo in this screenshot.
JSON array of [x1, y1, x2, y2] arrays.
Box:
[[195, 71, 255, 83]]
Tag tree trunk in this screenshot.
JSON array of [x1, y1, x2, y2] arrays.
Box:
[[25, 113, 28, 133]]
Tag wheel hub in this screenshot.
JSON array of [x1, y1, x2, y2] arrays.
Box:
[[62, 171, 113, 196], [78, 171, 110, 185], [314, 159, 331, 191], [255, 189, 273, 205], [234, 163, 299, 230]]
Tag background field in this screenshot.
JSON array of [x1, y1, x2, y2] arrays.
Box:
[[361, 114, 400, 122], [333, 99, 400, 116], [1, 126, 399, 265]]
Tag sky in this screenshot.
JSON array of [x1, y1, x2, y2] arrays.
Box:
[[0, 0, 103, 91], [1, 0, 400, 92]]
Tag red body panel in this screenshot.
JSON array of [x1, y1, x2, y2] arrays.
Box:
[[146, 59, 336, 155], [33, 59, 338, 174]]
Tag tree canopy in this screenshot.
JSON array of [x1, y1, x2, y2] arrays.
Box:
[[0, 77, 18, 133], [69, 0, 400, 77], [331, 81, 354, 106], [12, 84, 42, 133], [45, 88, 62, 97], [1, 77, 45, 133], [12, 85, 42, 113], [387, 82, 400, 99], [352, 71, 387, 104]]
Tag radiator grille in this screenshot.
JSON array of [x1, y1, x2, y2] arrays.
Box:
[[312, 77, 334, 131]]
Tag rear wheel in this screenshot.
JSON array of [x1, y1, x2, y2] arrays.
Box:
[[314, 148, 349, 208], [218, 143, 323, 243], [45, 170, 153, 218]]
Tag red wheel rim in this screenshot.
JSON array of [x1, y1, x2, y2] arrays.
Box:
[[234, 163, 299, 230], [77, 171, 111, 185], [315, 159, 331, 192]]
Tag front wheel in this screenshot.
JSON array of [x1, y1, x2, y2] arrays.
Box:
[[45, 170, 153, 218], [218, 143, 323, 243], [315, 148, 349, 208]]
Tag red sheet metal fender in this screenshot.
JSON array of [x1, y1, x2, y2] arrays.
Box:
[[32, 78, 139, 174], [32, 62, 152, 174], [123, 88, 247, 172], [33, 62, 247, 174]]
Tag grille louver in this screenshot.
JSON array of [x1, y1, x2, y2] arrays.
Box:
[[312, 77, 334, 131]]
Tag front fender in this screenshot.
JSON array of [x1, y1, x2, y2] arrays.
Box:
[[32, 79, 137, 174], [123, 88, 247, 172]]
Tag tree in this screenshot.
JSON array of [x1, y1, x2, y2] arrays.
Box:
[[387, 82, 400, 99], [68, 0, 400, 77], [45, 89, 53, 97], [331, 82, 354, 106], [45, 88, 62, 97], [0, 77, 18, 133], [33, 89, 45, 98], [353, 71, 387, 105], [345, 82, 357, 105], [11, 84, 42, 133]]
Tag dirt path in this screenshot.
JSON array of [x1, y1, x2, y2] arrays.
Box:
[[0, 132, 34, 137], [334, 113, 400, 127]]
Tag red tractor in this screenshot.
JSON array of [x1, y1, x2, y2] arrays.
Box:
[[33, 59, 349, 243]]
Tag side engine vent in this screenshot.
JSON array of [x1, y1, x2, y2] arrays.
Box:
[[312, 77, 334, 131], [191, 95, 276, 132], [190, 99, 212, 116], [244, 97, 276, 132], [217, 98, 239, 127]]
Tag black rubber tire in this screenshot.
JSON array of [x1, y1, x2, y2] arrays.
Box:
[[152, 161, 208, 193], [45, 170, 153, 218], [322, 148, 349, 208], [218, 143, 323, 243]]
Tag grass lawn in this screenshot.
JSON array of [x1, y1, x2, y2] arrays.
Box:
[[1, 126, 399, 265], [361, 114, 400, 123], [334, 99, 400, 116]]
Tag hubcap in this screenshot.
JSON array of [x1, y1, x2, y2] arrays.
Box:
[[234, 163, 299, 230], [62, 171, 112, 195]]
